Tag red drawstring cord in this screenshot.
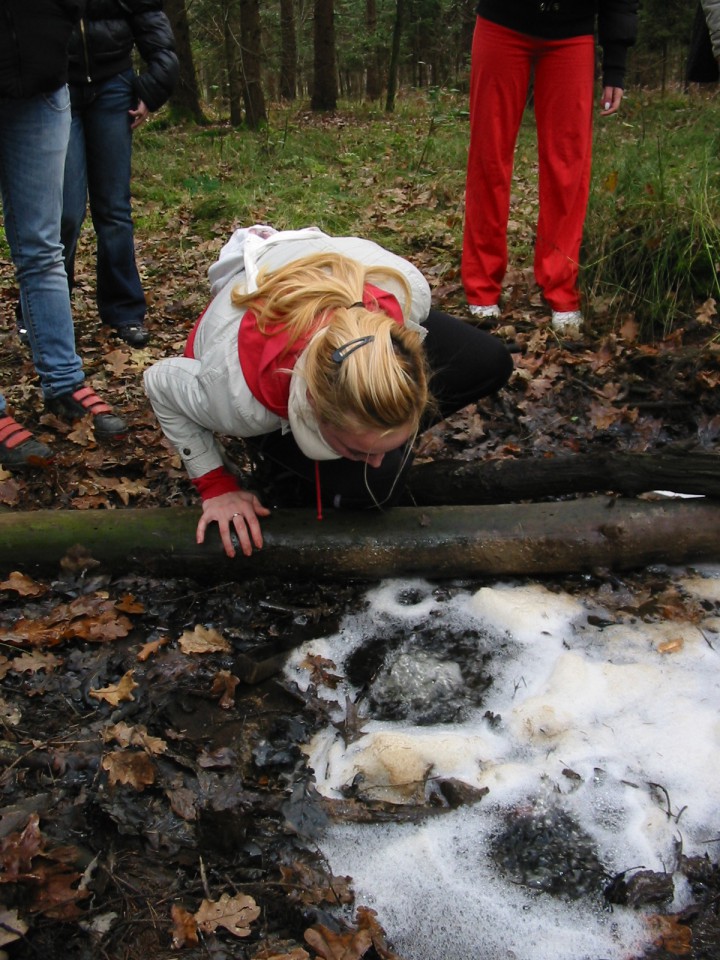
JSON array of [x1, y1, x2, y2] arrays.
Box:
[[315, 461, 323, 521]]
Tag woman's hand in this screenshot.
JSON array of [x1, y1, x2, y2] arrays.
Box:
[[196, 490, 271, 558], [600, 86, 624, 117]]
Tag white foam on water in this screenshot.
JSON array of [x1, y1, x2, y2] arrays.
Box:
[[285, 569, 720, 960]]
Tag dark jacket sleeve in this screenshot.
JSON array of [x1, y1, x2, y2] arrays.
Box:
[[597, 0, 639, 88], [128, 4, 179, 111]]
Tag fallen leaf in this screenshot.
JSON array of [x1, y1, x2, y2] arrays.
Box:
[[171, 903, 199, 948], [102, 721, 167, 754], [136, 637, 168, 661], [178, 624, 231, 654], [0, 571, 47, 597], [89, 670, 139, 705], [646, 913, 692, 955], [102, 750, 156, 790], [211, 670, 239, 709], [657, 638, 684, 654], [10, 651, 61, 675], [304, 924, 373, 960], [194, 892, 260, 937]]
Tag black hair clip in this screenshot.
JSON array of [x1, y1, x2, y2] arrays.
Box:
[[331, 335, 375, 364], [349, 301, 365, 309]]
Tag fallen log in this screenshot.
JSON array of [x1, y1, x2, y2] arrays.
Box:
[[404, 451, 720, 505], [0, 496, 718, 580]]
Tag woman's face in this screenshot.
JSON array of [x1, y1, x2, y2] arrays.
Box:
[[318, 420, 412, 468]]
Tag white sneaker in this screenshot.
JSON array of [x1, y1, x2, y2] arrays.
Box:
[[551, 309, 583, 333], [468, 304, 501, 319]]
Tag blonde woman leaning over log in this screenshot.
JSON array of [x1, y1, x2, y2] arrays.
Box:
[[144, 226, 513, 557]]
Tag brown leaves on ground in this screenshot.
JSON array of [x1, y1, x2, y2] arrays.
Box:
[[0, 591, 134, 648], [0, 814, 90, 921], [304, 907, 405, 960], [170, 892, 260, 946]]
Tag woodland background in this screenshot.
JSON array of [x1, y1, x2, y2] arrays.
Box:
[[163, 0, 703, 123]]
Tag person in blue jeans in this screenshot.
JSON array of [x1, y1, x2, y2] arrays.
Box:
[[0, 1, 127, 470], [60, 0, 178, 347]]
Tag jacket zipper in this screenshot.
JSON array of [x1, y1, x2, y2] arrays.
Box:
[[79, 19, 92, 83]]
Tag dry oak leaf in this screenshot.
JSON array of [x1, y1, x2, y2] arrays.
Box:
[[194, 892, 260, 937], [0, 571, 47, 597], [178, 624, 231, 654], [115, 594, 145, 614], [355, 907, 404, 960], [279, 861, 353, 907], [89, 670, 138, 706], [0, 813, 43, 877], [10, 651, 61, 675], [102, 750, 156, 790], [211, 669, 240, 709], [304, 924, 372, 960], [647, 913, 692, 956], [171, 903, 199, 948], [136, 637, 168, 661], [102, 721, 167, 755], [254, 948, 310, 960], [300, 653, 343, 689]]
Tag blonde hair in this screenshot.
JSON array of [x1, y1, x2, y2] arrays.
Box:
[[232, 252, 430, 435]]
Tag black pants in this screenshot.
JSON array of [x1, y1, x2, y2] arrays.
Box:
[[249, 308, 514, 509]]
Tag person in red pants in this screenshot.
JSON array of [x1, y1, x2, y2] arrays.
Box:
[[462, 3, 638, 334]]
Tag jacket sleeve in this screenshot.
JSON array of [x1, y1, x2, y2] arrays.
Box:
[[597, 0, 639, 88], [702, 0, 720, 60], [128, 5, 179, 111], [143, 357, 229, 479]]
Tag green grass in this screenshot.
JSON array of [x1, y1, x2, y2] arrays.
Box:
[[2, 87, 718, 336], [584, 89, 720, 332]]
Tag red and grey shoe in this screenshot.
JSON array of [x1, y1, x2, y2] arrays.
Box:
[[45, 385, 127, 439], [0, 416, 54, 468]]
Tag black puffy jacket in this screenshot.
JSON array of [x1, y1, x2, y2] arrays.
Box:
[[0, 0, 83, 99], [475, 0, 639, 88], [69, 0, 178, 111]]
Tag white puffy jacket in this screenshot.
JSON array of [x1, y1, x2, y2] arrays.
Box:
[[143, 228, 431, 481]]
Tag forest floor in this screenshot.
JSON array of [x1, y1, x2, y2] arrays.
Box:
[[0, 223, 719, 959]]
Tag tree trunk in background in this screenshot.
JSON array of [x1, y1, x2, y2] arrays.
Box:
[[311, 0, 337, 110], [385, 0, 404, 112], [223, 0, 243, 126], [365, 0, 382, 100], [165, 0, 205, 123], [280, 0, 297, 100], [239, 0, 267, 127], [404, 451, 720, 505]]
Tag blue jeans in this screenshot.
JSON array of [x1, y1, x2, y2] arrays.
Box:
[[0, 86, 84, 415], [63, 70, 146, 330]]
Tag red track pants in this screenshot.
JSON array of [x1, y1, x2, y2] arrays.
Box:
[[462, 18, 595, 313]]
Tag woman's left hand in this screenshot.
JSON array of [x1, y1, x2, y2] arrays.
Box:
[[600, 86, 624, 117]]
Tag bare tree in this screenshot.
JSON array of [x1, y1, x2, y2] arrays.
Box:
[[223, 0, 243, 125], [164, 0, 205, 122], [239, 0, 267, 126], [280, 0, 298, 100], [365, 0, 383, 100], [385, 0, 404, 112], [311, 0, 337, 110]]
